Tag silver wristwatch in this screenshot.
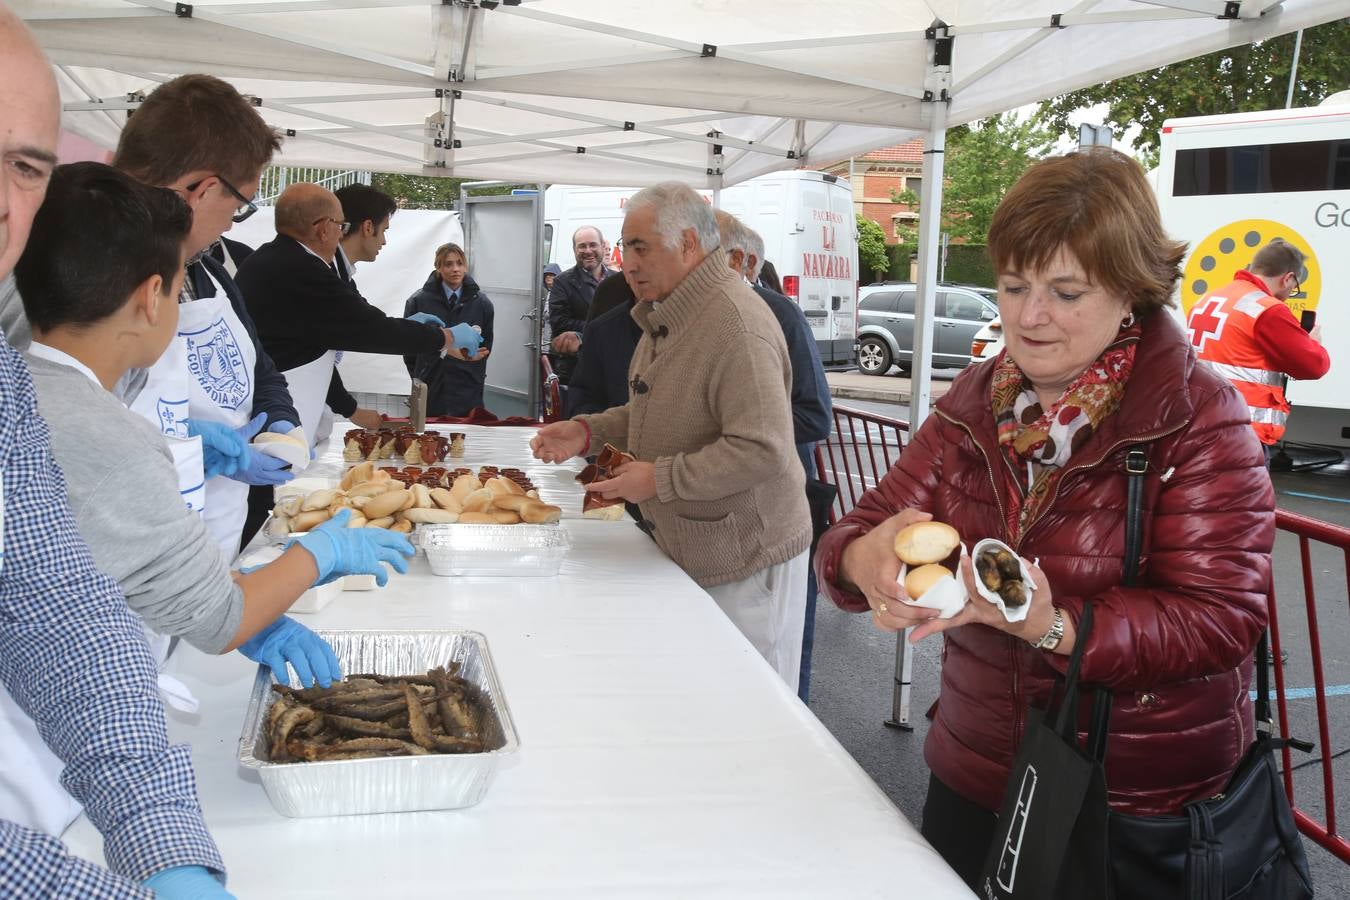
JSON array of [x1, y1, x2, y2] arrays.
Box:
[[1031, 607, 1065, 651]]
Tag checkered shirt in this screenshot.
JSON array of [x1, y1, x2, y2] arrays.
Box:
[[0, 338, 224, 896]]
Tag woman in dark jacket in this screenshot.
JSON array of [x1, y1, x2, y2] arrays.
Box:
[[815, 150, 1273, 888], [404, 242, 493, 416]]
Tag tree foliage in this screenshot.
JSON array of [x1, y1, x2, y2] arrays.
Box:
[[370, 173, 517, 209], [856, 214, 889, 276], [1036, 20, 1350, 168], [890, 113, 1053, 243]]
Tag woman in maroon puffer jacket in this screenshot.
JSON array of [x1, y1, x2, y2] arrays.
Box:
[[815, 149, 1273, 887]]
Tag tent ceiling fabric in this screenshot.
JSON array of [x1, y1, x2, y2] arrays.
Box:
[[18, 0, 1346, 187]]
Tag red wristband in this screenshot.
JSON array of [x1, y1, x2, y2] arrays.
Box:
[[577, 418, 592, 453]]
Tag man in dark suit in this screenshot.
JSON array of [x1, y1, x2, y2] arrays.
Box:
[[566, 272, 641, 416], [235, 183, 476, 432], [325, 184, 402, 431]]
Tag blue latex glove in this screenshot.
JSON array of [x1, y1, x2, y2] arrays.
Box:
[[185, 418, 248, 480], [238, 615, 342, 688], [268, 418, 315, 460], [407, 311, 446, 327], [289, 508, 415, 586], [142, 865, 236, 899], [448, 322, 483, 357], [226, 446, 295, 486]]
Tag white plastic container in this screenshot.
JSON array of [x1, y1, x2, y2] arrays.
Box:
[[420, 524, 569, 577]]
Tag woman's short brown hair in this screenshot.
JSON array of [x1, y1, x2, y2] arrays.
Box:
[[987, 149, 1187, 314], [434, 242, 467, 269], [112, 74, 282, 188]]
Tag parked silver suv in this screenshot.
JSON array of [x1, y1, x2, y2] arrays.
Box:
[[855, 282, 998, 375]]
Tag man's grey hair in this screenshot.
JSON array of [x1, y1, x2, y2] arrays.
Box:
[[626, 182, 719, 254], [743, 228, 766, 282]]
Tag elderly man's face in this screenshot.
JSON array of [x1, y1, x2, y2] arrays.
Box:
[[0, 28, 59, 281], [314, 196, 346, 261], [620, 205, 701, 303]]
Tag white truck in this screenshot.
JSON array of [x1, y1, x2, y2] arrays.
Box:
[[544, 169, 859, 366], [1155, 97, 1350, 447]]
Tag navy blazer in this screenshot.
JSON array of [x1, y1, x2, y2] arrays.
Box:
[[403, 272, 495, 417], [566, 297, 641, 417]]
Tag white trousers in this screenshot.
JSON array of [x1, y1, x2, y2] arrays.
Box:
[[705, 549, 810, 693]]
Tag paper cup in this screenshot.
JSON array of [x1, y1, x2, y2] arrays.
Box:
[[970, 538, 1037, 623]]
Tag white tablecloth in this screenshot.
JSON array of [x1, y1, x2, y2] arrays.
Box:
[[64, 425, 973, 898]]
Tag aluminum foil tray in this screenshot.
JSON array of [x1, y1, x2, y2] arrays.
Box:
[[420, 523, 569, 577], [238, 629, 518, 818]]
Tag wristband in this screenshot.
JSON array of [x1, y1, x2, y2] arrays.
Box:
[[577, 418, 593, 454]]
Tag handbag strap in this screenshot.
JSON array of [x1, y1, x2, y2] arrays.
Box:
[[1067, 448, 1148, 752]]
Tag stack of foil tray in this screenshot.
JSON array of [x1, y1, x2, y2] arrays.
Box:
[[238, 629, 518, 817], [419, 523, 569, 577]]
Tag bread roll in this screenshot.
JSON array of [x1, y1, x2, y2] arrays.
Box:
[[365, 516, 395, 529], [456, 511, 498, 524], [583, 504, 627, 521], [347, 482, 389, 499], [410, 483, 433, 509], [488, 493, 532, 513], [484, 477, 514, 496], [520, 501, 562, 524], [273, 495, 302, 518], [402, 508, 459, 524], [300, 488, 337, 512], [429, 487, 461, 512], [346, 513, 368, 528], [904, 563, 953, 599], [450, 473, 480, 504], [341, 460, 375, 490], [893, 521, 961, 565], [461, 487, 495, 513], [490, 509, 521, 525], [390, 518, 413, 534], [290, 509, 331, 532], [362, 488, 410, 520]]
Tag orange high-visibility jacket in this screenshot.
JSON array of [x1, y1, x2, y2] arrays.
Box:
[[1186, 279, 1287, 445]]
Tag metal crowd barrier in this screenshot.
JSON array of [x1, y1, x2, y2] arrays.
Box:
[[1271, 509, 1350, 864], [814, 407, 1348, 863], [813, 405, 914, 729]]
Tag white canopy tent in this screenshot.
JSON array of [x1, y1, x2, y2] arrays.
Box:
[[18, 0, 1346, 428], [16, 0, 1347, 727]]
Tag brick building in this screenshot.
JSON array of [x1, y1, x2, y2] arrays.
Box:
[[821, 139, 924, 241]]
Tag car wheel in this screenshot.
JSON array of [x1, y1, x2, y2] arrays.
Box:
[[857, 337, 892, 376]]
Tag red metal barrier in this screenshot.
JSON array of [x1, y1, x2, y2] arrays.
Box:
[[1273, 508, 1350, 864], [814, 405, 909, 523]]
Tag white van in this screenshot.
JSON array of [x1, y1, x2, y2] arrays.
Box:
[[544, 170, 858, 365], [1156, 99, 1350, 447]]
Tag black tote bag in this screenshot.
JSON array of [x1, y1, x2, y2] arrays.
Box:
[[977, 603, 1112, 900]]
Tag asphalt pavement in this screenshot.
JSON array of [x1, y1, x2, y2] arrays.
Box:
[[809, 367, 1350, 893]]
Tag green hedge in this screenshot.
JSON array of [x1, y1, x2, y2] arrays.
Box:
[[862, 243, 996, 288]]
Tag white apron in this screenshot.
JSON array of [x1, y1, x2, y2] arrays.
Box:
[[123, 333, 206, 516], [282, 351, 337, 450], [131, 266, 258, 559]]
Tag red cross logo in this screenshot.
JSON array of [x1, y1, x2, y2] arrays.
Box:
[[1188, 296, 1228, 352]]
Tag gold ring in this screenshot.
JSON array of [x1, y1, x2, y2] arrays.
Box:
[[877, 601, 888, 615]]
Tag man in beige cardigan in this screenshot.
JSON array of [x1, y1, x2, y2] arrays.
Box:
[[532, 182, 812, 689]]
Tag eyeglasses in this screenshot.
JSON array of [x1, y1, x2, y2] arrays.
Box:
[[314, 216, 352, 237], [186, 173, 258, 223], [1289, 272, 1302, 296]]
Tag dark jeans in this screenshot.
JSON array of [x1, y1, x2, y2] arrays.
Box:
[[920, 774, 999, 892], [797, 573, 817, 703]]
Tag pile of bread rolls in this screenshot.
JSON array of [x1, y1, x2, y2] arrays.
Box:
[[893, 521, 961, 598], [267, 460, 562, 539]]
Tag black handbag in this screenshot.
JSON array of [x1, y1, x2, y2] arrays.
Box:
[[804, 476, 838, 557], [981, 447, 1315, 899]]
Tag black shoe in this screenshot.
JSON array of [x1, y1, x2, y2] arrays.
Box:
[[1266, 649, 1289, 667]]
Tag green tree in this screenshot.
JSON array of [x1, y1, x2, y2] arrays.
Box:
[[856, 214, 889, 278], [890, 113, 1053, 243], [370, 173, 519, 209], [1036, 20, 1350, 168]]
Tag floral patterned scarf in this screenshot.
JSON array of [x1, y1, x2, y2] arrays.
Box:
[[991, 320, 1141, 541]]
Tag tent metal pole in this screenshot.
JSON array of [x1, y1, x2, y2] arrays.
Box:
[[1285, 28, 1304, 108], [907, 100, 947, 433]]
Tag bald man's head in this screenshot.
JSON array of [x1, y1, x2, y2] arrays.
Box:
[[0, 9, 60, 281], [275, 183, 345, 261]]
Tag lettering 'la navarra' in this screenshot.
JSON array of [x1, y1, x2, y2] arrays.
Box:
[[802, 253, 853, 279]]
